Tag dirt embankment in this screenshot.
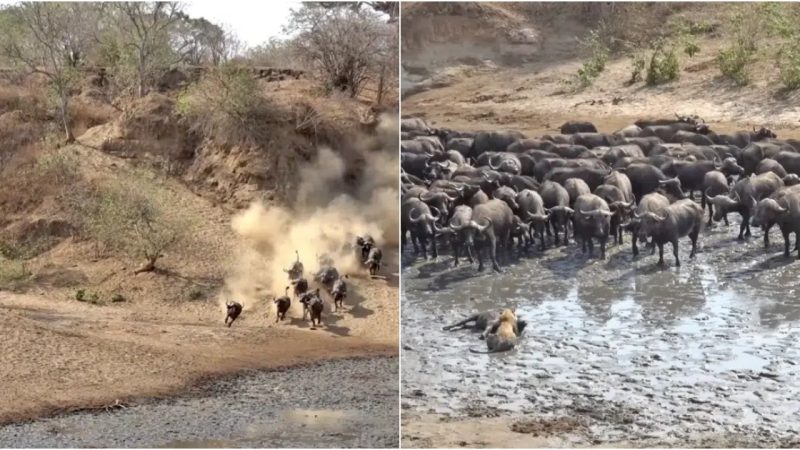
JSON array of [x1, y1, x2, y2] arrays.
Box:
[[0, 67, 398, 426], [401, 2, 800, 136]]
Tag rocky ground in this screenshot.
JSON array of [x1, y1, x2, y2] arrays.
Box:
[[0, 357, 399, 448]]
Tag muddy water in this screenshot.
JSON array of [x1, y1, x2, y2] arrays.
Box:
[[402, 220, 800, 446], [0, 357, 398, 448]]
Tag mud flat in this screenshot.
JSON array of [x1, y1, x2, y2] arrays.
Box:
[[401, 217, 800, 448], [0, 357, 398, 448]]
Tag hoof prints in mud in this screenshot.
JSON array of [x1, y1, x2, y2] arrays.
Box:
[[402, 217, 800, 446], [0, 357, 398, 448]]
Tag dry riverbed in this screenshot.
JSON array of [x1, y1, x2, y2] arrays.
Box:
[[0, 357, 398, 448]]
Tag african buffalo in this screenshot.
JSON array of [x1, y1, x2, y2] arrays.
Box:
[[626, 192, 670, 257], [702, 170, 731, 226], [402, 197, 439, 259], [755, 158, 787, 178], [541, 180, 573, 245], [564, 177, 591, 207], [469, 199, 514, 272], [574, 194, 614, 259], [636, 199, 703, 267], [594, 184, 633, 245], [560, 121, 598, 134], [516, 189, 549, 251], [707, 172, 784, 239]]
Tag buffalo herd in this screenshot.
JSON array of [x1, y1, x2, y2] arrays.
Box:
[[224, 235, 383, 327], [401, 115, 800, 270]]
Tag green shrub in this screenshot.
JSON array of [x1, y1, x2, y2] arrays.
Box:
[[35, 148, 80, 185], [75, 288, 101, 304], [176, 63, 271, 145], [564, 29, 609, 90], [717, 44, 753, 86], [63, 169, 194, 270], [778, 42, 800, 90], [0, 240, 22, 260], [646, 41, 680, 86], [687, 20, 715, 35], [715, 7, 763, 86], [111, 293, 126, 303], [628, 53, 646, 85], [683, 38, 700, 58], [0, 258, 30, 289], [763, 3, 800, 90]]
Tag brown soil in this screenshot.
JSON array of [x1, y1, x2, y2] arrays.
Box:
[[0, 288, 396, 426], [402, 3, 800, 138]]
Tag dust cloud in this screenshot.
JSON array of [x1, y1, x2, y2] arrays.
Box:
[[220, 115, 399, 314]]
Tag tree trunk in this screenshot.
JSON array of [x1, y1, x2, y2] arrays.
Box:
[[138, 53, 147, 97], [377, 62, 386, 105], [60, 95, 75, 143], [138, 71, 146, 97]]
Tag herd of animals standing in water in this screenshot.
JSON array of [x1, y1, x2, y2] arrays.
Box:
[[401, 115, 800, 271], [224, 236, 383, 328], [402, 115, 800, 352]]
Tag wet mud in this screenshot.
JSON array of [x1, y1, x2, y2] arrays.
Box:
[[0, 357, 398, 448], [402, 217, 800, 447]]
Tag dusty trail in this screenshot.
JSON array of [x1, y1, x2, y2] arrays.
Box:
[[0, 252, 398, 429]]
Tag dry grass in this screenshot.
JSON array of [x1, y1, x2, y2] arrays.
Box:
[[69, 95, 118, 137]]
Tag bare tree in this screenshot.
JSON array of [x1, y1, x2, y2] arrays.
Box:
[[112, 2, 187, 97], [310, 2, 399, 22], [174, 17, 242, 66], [246, 38, 298, 68], [376, 22, 398, 105], [0, 2, 97, 142], [286, 4, 391, 98]]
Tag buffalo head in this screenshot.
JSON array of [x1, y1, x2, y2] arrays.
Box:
[[707, 190, 740, 222], [752, 198, 788, 228], [657, 177, 686, 200]]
